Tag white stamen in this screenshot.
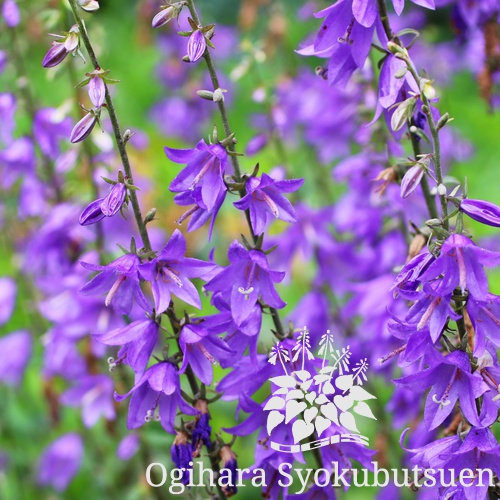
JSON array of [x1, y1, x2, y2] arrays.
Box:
[[105, 275, 126, 307], [432, 393, 451, 409], [238, 286, 254, 299]]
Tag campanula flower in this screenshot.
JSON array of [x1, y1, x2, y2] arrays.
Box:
[[79, 198, 106, 226], [80, 253, 150, 315], [138, 229, 215, 314], [165, 139, 228, 212], [233, 173, 303, 235], [178, 323, 233, 385], [171, 431, 192, 484], [115, 361, 197, 433], [88, 75, 106, 108], [204, 241, 286, 326], [70, 111, 97, 143], [101, 183, 126, 216]]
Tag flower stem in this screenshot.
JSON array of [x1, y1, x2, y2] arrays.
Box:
[[67, 0, 152, 251], [185, 0, 287, 339]]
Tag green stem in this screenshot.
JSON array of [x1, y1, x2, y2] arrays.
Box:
[[67, 0, 152, 251], [185, 0, 286, 339]]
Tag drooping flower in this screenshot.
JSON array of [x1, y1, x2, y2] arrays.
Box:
[[204, 241, 286, 326], [138, 229, 215, 314], [233, 173, 303, 235], [101, 183, 127, 217], [165, 139, 228, 212], [79, 198, 106, 226], [460, 198, 500, 227], [178, 323, 233, 385], [114, 361, 197, 433], [70, 111, 98, 143], [419, 234, 500, 301], [80, 253, 150, 315], [88, 75, 106, 108], [37, 434, 84, 491], [95, 318, 159, 375], [394, 349, 486, 430]]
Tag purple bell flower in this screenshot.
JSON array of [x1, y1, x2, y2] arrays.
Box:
[[42, 42, 69, 68], [178, 323, 233, 385], [233, 173, 303, 235], [80, 253, 150, 315], [165, 139, 228, 212], [460, 198, 500, 227], [70, 112, 97, 143], [114, 361, 197, 433], [204, 241, 286, 327], [37, 434, 84, 491], [138, 229, 215, 314], [88, 75, 106, 108]]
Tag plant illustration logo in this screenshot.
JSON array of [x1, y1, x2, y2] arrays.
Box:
[[264, 328, 377, 453]]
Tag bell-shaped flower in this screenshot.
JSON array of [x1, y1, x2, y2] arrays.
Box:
[[165, 139, 228, 212], [115, 361, 197, 433], [460, 198, 500, 228], [138, 229, 215, 314], [80, 253, 150, 315], [178, 323, 233, 385], [204, 241, 286, 326], [233, 173, 303, 235]]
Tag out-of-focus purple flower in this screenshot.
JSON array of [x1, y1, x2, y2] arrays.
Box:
[[96, 318, 159, 375], [101, 183, 126, 216], [88, 75, 106, 108], [37, 434, 83, 491], [0, 51, 6, 75], [400, 163, 425, 199], [139, 229, 215, 314], [204, 241, 286, 326], [245, 134, 268, 156], [33, 108, 73, 160], [0, 277, 16, 326], [70, 112, 97, 143], [2, 0, 20, 28], [0, 137, 36, 188], [187, 29, 207, 63], [178, 323, 233, 385], [171, 431, 192, 484], [0, 93, 16, 145], [115, 361, 197, 433], [234, 173, 303, 234], [165, 139, 228, 212], [79, 198, 106, 226], [80, 253, 150, 315], [460, 198, 500, 227], [116, 434, 140, 461], [60, 374, 115, 427], [0, 331, 32, 386]]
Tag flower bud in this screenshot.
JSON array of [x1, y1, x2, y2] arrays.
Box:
[[42, 42, 68, 68], [64, 27, 80, 52], [196, 90, 214, 101], [400, 163, 425, 199], [70, 112, 97, 143], [88, 75, 106, 107], [213, 88, 225, 102], [78, 0, 100, 11], [187, 30, 207, 63], [101, 183, 127, 216], [80, 198, 105, 225], [459, 199, 500, 227], [152, 6, 174, 29]]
